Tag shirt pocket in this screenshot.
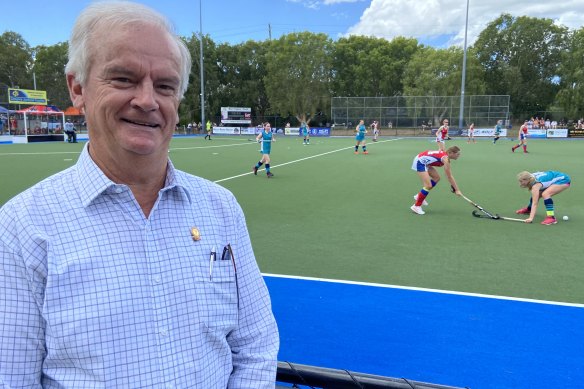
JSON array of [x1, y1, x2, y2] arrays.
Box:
[[191, 249, 238, 333]]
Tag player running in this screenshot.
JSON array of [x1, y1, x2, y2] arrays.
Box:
[[512, 120, 529, 153], [354, 119, 368, 154], [410, 146, 462, 215], [436, 119, 449, 151], [467, 122, 476, 144], [300, 121, 310, 145], [252, 122, 275, 178], [493, 120, 503, 144], [515, 170, 571, 225], [371, 120, 379, 142]]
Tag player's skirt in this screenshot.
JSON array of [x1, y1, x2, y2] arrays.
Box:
[[302, 129, 309, 136], [435, 137, 445, 144], [520, 133, 527, 140], [411, 157, 428, 172], [355, 133, 365, 142]]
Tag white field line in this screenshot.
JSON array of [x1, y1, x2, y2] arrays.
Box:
[[214, 138, 403, 183], [263, 273, 584, 308]]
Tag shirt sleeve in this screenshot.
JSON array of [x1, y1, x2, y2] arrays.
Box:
[[226, 203, 279, 389], [0, 204, 46, 388]]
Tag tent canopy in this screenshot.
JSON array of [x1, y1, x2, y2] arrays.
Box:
[[17, 105, 62, 114], [0, 106, 13, 114], [64, 106, 83, 116]]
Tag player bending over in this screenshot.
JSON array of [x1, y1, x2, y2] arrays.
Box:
[[516, 171, 571, 225], [410, 146, 462, 215]]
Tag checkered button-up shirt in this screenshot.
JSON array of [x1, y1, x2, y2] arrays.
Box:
[[0, 144, 279, 388]]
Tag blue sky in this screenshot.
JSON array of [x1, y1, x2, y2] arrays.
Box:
[[3, 0, 584, 49]]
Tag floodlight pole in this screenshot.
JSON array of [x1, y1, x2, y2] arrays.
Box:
[[199, 0, 205, 127], [458, 0, 470, 130]]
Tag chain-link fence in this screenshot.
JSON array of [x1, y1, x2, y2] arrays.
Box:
[[331, 95, 510, 129]]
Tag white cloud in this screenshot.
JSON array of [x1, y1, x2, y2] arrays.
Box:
[[346, 0, 584, 47]]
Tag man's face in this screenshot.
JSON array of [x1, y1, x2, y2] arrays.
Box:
[[69, 23, 182, 159]]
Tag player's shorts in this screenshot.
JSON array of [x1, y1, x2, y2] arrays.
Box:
[[435, 137, 445, 144], [302, 130, 309, 136], [553, 177, 571, 186], [520, 133, 527, 140], [411, 157, 428, 172], [355, 133, 365, 141]]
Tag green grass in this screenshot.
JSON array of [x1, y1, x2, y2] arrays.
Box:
[[1, 135, 582, 303]]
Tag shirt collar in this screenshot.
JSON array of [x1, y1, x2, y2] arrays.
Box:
[[75, 143, 192, 207]]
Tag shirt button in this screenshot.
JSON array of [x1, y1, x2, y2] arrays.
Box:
[[114, 187, 123, 194], [160, 329, 168, 336], [154, 277, 162, 284]]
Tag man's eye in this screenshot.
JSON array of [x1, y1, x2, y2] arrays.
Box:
[[111, 78, 132, 85], [157, 84, 177, 95]]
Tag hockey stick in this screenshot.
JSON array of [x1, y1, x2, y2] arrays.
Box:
[[450, 185, 499, 219], [471, 210, 525, 223], [461, 194, 500, 219]]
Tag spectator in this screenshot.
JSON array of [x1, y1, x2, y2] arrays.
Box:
[[0, 2, 279, 387], [64, 118, 77, 142]]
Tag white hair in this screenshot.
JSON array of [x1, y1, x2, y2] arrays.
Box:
[[65, 0, 191, 99]]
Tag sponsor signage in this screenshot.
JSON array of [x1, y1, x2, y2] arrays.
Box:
[[8, 88, 48, 105], [450, 128, 507, 137], [527, 129, 546, 138], [240, 127, 257, 135], [546, 129, 568, 138], [284, 127, 331, 136], [568, 128, 584, 138], [212, 126, 240, 135]]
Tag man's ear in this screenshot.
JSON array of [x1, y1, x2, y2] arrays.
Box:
[[67, 74, 85, 111]]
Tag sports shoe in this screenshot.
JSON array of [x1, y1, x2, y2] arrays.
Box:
[[413, 195, 429, 206], [511, 147, 515, 152], [515, 207, 530, 215], [266, 172, 274, 178], [410, 205, 425, 215], [354, 151, 359, 155], [541, 216, 557, 225], [253, 166, 258, 175], [363, 151, 369, 155]]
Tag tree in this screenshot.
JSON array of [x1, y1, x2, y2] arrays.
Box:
[[0, 31, 33, 92], [181, 33, 221, 125], [402, 46, 486, 124], [473, 14, 568, 118], [264, 32, 333, 124], [32, 43, 69, 109], [556, 28, 584, 119], [331, 35, 419, 97], [214, 40, 269, 122]]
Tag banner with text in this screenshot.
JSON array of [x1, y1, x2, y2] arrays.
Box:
[[8, 88, 48, 105]]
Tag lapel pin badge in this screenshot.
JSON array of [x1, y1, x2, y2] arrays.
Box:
[[190, 227, 201, 241]]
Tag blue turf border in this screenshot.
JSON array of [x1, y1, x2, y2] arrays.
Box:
[[266, 276, 584, 389]]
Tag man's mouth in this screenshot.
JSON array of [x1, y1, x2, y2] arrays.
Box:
[[122, 118, 160, 128]]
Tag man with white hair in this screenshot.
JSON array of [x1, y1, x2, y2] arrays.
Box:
[[0, 2, 279, 388]]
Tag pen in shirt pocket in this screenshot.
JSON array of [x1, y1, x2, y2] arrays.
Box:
[[209, 245, 216, 280]]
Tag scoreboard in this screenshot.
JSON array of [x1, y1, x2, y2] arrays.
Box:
[[221, 107, 252, 124]]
